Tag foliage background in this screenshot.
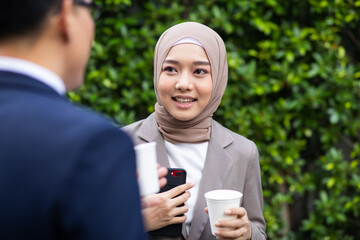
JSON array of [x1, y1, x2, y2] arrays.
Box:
[[69, 0, 360, 239]]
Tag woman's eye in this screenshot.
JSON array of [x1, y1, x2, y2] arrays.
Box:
[[194, 69, 207, 75], [164, 66, 177, 73]]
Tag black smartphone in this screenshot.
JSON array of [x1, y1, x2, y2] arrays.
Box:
[[148, 168, 187, 237]]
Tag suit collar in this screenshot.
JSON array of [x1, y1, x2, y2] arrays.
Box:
[[211, 120, 234, 148], [0, 71, 63, 97], [0, 57, 66, 95]]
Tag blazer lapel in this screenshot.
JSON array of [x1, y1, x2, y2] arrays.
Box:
[[137, 114, 171, 168], [187, 121, 234, 240]]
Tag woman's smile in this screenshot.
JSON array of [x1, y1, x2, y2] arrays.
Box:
[[172, 96, 197, 109]]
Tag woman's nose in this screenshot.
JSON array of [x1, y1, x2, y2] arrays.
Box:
[[175, 72, 193, 90]]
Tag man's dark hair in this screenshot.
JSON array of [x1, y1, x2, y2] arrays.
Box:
[[0, 0, 62, 41]]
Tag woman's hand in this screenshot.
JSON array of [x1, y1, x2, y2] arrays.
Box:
[[142, 182, 194, 231], [205, 207, 252, 240]]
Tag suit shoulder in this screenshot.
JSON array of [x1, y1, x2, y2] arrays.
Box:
[[38, 98, 129, 143], [54, 100, 115, 128]]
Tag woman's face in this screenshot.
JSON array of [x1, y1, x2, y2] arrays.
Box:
[[158, 43, 213, 121]]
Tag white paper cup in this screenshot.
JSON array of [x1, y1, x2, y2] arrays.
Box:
[[134, 142, 160, 196], [204, 189, 243, 236]]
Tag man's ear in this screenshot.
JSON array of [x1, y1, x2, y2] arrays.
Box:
[[57, 0, 74, 42]]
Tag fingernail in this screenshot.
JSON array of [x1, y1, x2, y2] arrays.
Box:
[[214, 230, 220, 235], [225, 209, 231, 214], [215, 221, 220, 227]]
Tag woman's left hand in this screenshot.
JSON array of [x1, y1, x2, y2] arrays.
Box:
[[205, 207, 252, 240]]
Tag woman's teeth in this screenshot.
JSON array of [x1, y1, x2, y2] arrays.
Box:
[[174, 98, 195, 103]]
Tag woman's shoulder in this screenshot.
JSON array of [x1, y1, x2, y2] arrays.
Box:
[[211, 120, 259, 166], [122, 113, 161, 145], [122, 119, 145, 134], [211, 119, 256, 147], [122, 113, 155, 131]]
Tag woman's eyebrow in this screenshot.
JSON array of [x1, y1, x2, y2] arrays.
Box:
[[163, 60, 210, 66], [193, 61, 210, 66], [163, 59, 179, 65]]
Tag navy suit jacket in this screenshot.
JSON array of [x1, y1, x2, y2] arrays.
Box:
[[0, 71, 146, 240]]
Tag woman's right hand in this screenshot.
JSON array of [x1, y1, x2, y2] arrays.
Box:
[[141, 182, 195, 231]]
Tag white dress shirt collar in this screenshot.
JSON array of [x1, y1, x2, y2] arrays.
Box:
[[0, 57, 66, 95]]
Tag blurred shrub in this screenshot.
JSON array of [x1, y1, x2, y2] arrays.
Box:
[[69, 0, 360, 239]]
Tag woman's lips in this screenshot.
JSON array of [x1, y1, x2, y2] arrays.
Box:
[[172, 97, 197, 108]]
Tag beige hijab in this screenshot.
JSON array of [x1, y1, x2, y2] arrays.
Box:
[[154, 22, 228, 143]]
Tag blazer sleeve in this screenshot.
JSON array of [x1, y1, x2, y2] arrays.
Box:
[[243, 141, 267, 240], [57, 126, 146, 240]]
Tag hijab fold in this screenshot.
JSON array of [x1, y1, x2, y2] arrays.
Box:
[[154, 22, 228, 144]]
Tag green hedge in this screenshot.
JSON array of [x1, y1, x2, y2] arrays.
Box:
[[69, 0, 360, 239]]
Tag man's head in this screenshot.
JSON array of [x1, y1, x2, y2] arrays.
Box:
[[0, 0, 62, 42], [0, 0, 96, 91]]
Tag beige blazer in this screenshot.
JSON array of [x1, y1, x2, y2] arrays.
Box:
[[123, 113, 266, 240]]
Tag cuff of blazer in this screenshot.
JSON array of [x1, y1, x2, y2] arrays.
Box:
[[250, 221, 267, 240]]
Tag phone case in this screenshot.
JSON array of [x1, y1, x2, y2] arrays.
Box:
[[148, 168, 187, 237]]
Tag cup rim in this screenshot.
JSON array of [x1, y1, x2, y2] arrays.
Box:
[[204, 189, 243, 201]]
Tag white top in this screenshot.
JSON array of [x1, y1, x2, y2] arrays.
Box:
[[164, 140, 209, 234], [0, 56, 66, 95]]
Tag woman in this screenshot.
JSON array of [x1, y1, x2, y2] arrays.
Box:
[[124, 22, 266, 240]]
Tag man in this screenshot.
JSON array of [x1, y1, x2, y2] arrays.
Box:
[[0, 0, 146, 239]]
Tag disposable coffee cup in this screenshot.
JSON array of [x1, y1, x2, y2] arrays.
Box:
[[204, 189, 243, 235], [134, 142, 160, 196]]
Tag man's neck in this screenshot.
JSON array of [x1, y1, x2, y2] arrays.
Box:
[[0, 37, 66, 89]]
